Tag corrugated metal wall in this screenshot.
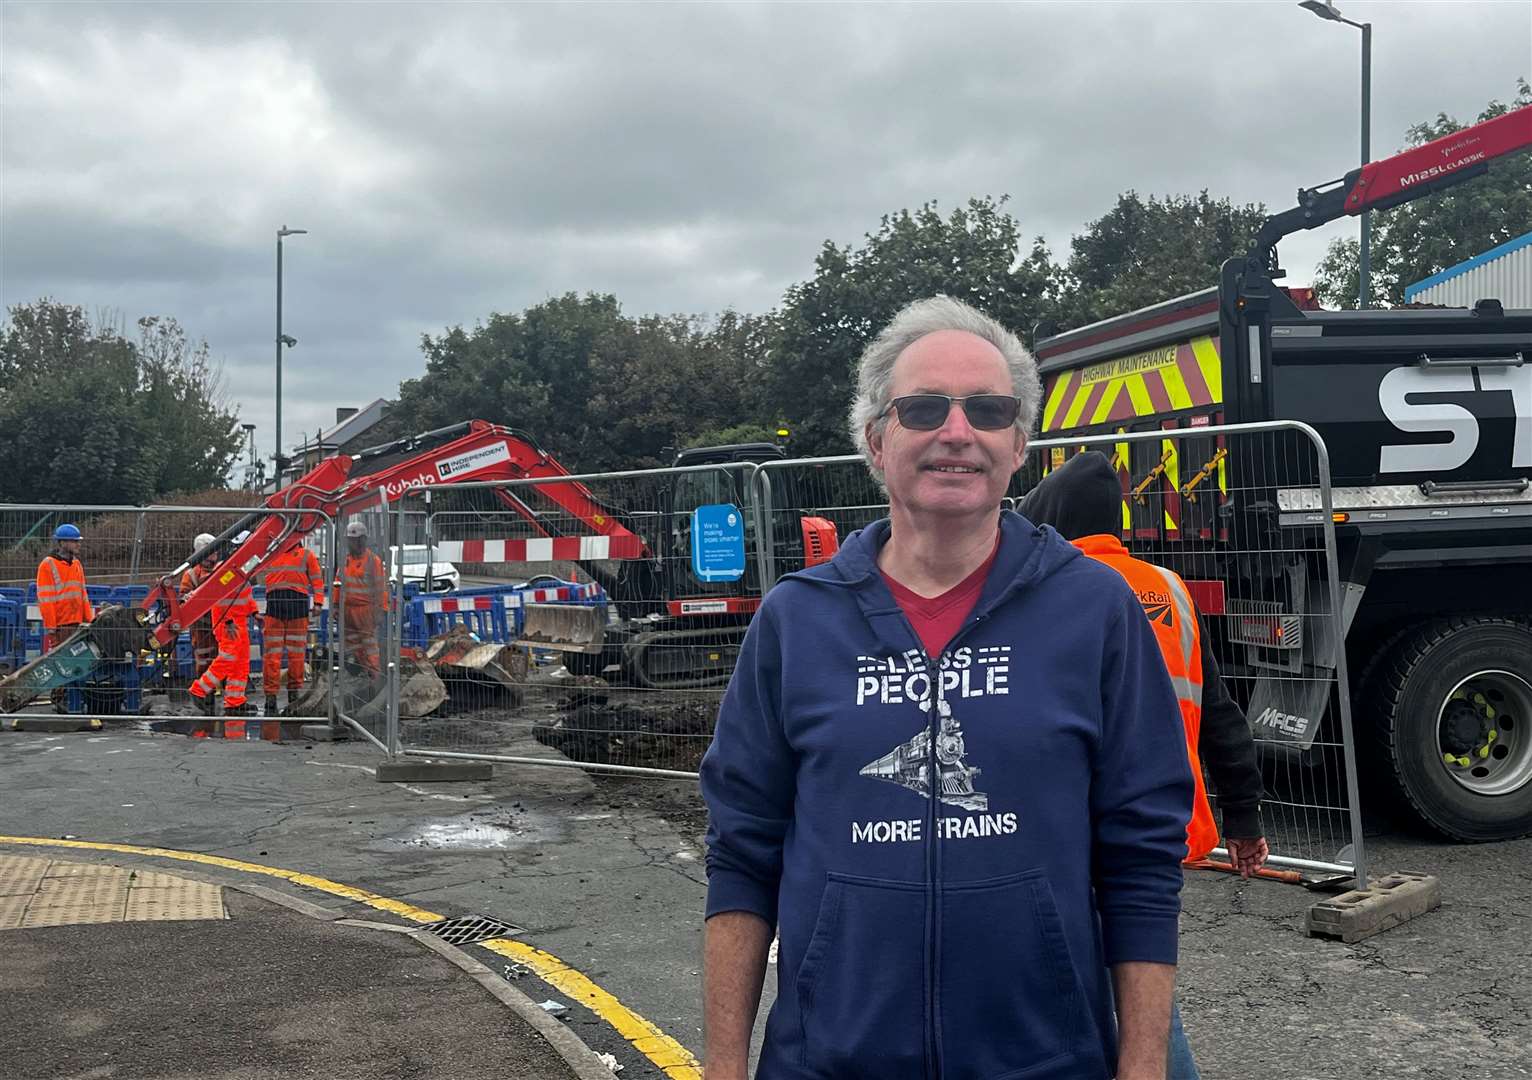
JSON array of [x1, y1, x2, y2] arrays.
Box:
[[1408, 242, 1532, 308]]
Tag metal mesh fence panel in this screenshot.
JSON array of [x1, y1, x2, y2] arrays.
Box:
[[753, 456, 886, 591], [0, 503, 337, 734], [356, 423, 1364, 879], [1024, 422, 1364, 880], [389, 464, 762, 777]]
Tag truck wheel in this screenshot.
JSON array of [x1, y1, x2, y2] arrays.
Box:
[[1372, 617, 1532, 842]]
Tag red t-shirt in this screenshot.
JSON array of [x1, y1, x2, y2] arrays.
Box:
[[881, 542, 1000, 659]]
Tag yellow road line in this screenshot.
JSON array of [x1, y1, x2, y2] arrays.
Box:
[[0, 834, 702, 1079]]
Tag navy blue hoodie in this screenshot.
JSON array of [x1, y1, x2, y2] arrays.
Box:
[[701, 511, 1193, 1080]]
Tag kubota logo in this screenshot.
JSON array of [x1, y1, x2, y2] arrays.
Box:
[[379, 471, 437, 498]]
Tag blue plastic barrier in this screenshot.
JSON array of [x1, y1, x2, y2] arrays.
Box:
[[402, 579, 606, 649], [0, 595, 24, 674]]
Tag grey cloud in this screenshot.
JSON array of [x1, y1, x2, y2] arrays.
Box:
[[3, 0, 1527, 456]]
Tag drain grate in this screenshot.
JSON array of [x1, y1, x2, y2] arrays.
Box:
[[421, 914, 525, 946]]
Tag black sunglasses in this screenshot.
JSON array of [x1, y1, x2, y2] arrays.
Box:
[[881, 394, 1022, 432]]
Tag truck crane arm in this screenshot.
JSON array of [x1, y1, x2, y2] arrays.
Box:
[[1251, 102, 1532, 270]]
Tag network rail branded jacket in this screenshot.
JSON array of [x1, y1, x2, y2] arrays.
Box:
[[701, 512, 1194, 1080]]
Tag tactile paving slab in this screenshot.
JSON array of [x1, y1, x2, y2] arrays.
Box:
[[0, 854, 227, 930], [124, 886, 226, 921], [0, 856, 50, 896]]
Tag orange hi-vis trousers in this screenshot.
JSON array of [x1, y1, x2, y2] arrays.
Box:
[[262, 615, 310, 694], [189, 618, 250, 708]]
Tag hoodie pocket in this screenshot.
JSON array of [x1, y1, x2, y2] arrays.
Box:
[[938, 870, 1094, 1080], [796, 872, 926, 1077]]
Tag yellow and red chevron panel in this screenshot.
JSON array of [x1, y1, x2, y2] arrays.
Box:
[[1041, 336, 1223, 433]]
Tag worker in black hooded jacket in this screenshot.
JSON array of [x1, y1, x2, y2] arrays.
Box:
[[1019, 450, 1265, 847]]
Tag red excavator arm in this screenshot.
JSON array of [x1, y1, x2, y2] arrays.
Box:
[[143, 421, 649, 647], [1251, 102, 1531, 267]]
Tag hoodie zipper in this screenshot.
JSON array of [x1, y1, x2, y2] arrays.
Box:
[[907, 607, 996, 1080]]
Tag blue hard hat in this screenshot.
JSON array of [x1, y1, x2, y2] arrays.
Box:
[[54, 524, 82, 541]]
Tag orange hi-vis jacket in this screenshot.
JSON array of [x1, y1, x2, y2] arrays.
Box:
[[36, 553, 93, 630], [1073, 533, 1220, 862], [212, 584, 257, 631], [341, 550, 388, 618], [265, 546, 325, 599], [179, 564, 216, 625]]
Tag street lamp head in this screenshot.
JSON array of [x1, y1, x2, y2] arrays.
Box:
[[1299, 0, 1343, 21], [241, 423, 256, 433], [279, 334, 298, 348], [278, 226, 308, 237]]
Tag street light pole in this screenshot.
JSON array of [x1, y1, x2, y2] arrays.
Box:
[[1359, 20, 1371, 308], [1298, 1, 1372, 308], [276, 225, 307, 480]]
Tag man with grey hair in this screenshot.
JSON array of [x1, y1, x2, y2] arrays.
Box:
[[701, 295, 1193, 1079]]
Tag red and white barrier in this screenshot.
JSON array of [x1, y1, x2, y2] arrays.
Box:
[[431, 535, 646, 563]]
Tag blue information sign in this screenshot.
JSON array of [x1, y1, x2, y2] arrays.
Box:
[[691, 503, 747, 582]]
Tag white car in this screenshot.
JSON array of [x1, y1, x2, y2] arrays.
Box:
[[387, 545, 460, 593]]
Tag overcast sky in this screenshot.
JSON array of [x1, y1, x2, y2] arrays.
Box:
[[3, 0, 1527, 468]]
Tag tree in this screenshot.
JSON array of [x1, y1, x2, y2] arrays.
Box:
[[1052, 191, 1268, 329], [134, 316, 244, 495], [1314, 81, 1532, 309], [389, 294, 775, 472], [390, 293, 626, 458], [764, 197, 1056, 457], [0, 300, 241, 504], [584, 309, 775, 470]]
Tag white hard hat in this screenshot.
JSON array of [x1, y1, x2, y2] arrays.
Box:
[[345, 521, 367, 538], [194, 533, 216, 550]]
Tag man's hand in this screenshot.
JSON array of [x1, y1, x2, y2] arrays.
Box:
[[704, 910, 772, 1080], [1226, 836, 1269, 878]]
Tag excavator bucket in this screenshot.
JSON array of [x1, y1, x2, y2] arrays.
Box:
[[517, 604, 607, 654], [0, 606, 153, 714]]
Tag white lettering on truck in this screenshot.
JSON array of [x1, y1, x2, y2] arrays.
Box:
[[1378, 363, 1531, 473]]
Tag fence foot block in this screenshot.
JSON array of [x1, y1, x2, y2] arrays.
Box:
[[1306, 871, 1440, 944], [7, 716, 104, 733], [376, 760, 493, 783], [299, 723, 345, 742]]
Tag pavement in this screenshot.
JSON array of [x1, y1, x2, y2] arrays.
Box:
[[3, 723, 1531, 1080], [0, 852, 612, 1080]]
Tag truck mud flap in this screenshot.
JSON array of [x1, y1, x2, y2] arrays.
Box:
[[1248, 671, 1333, 757]]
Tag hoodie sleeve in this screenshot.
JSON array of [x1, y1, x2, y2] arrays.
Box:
[[700, 599, 794, 928], [1195, 612, 1264, 840], [1090, 587, 1195, 967]]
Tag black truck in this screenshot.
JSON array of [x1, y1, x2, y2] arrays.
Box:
[[1030, 103, 1532, 841]]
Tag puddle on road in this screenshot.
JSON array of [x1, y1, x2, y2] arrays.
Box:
[[377, 806, 562, 850]]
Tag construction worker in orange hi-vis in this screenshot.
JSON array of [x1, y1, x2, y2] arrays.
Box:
[[189, 531, 257, 736], [262, 541, 324, 716], [339, 520, 388, 676], [37, 523, 93, 652], [179, 533, 220, 678]]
